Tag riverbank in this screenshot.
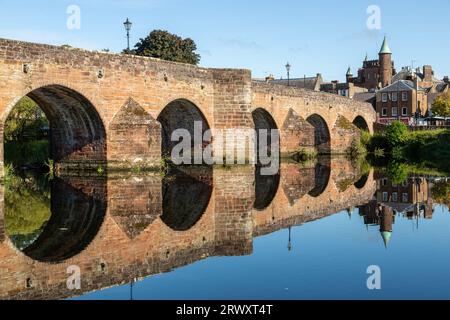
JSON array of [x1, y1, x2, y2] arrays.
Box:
[[365, 122, 450, 174]]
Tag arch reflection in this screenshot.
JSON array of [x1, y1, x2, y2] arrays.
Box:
[[6, 176, 106, 263], [161, 166, 213, 231], [254, 165, 280, 210], [308, 160, 331, 197]]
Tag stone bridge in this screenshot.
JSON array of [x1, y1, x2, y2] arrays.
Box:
[[0, 38, 376, 174], [0, 158, 376, 299]]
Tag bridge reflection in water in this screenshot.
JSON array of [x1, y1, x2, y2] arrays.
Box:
[[0, 158, 378, 299]]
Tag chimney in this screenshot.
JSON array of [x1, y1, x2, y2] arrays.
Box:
[[423, 65, 433, 82], [444, 76, 449, 84], [265, 74, 275, 82]]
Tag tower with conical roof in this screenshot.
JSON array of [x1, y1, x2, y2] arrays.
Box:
[[379, 36, 393, 88], [346, 66, 353, 83]]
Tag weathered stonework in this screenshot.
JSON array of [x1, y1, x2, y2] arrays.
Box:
[[108, 98, 161, 170], [0, 38, 376, 174]]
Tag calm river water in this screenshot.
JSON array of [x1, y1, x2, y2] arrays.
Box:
[[0, 158, 449, 300]]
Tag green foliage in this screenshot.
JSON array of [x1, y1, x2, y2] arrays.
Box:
[[360, 130, 372, 148], [295, 148, 317, 162], [4, 140, 49, 168], [431, 91, 450, 117], [385, 162, 409, 184], [374, 148, 385, 158], [4, 97, 48, 142], [4, 171, 51, 249], [348, 138, 367, 158], [384, 121, 408, 147], [337, 116, 354, 130], [97, 165, 105, 175], [431, 180, 450, 208], [4, 97, 50, 168], [130, 30, 201, 65]]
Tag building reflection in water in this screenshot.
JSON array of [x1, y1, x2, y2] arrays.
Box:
[[358, 173, 437, 248]]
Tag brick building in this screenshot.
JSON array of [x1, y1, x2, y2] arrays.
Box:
[[346, 37, 396, 91], [376, 79, 428, 125]]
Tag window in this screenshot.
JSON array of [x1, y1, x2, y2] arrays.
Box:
[[402, 107, 408, 116], [382, 192, 389, 202], [382, 93, 388, 102], [402, 193, 409, 203], [402, 92, 408, 101], [392, 92, 398, 102], [382, 108, 387, 116], [402, 180, 408, 187], [392, 107, 398, 117], [392, 192, 398, 202], [382, 178, 388, 186]]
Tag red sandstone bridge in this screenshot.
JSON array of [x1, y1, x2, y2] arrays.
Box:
[[0, 38, 376, 174]]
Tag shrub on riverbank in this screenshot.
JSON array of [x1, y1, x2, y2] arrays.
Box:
[[364, 121, 450, 174]]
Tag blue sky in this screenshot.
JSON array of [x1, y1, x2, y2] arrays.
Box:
[[0, 0, 449, 81]]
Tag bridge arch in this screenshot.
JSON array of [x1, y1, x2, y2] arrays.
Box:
[[252, 108, 279, 163], [353, 116, 369, 131], [306, 114, 331, 154], [2, 84, 106, 169], [157, 99, 211, 160]]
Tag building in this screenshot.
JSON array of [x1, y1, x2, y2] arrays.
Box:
[[375, 79, 428, 125], [375, 174, 433, 219], [320, 77, 369, 99], [346, 37, 396, 91], [259, 73, 324, 91]]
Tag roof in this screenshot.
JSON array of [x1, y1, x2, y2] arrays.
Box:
[[346, 66, 352, 76], [353, 92, 376, 103], [267, 74, 323, 91], [379, 36, 392, 54], [378, 80, 426, 93]]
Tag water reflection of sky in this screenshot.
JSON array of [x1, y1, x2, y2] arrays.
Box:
[[75, 204, 450, 300]]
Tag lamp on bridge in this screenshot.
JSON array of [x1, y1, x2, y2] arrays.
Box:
[[123, 18, 133, 52], [285, 62, 291, 86]]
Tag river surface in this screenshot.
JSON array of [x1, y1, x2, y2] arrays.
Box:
[[0, 158, 449, 300]]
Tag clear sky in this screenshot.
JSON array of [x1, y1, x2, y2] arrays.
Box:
[[0, 0, 448, 82]]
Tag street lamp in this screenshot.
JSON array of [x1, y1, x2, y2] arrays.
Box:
[[287, 227, 292, 251], [123, 18, 132, 52], [285, 62, 291, 86]]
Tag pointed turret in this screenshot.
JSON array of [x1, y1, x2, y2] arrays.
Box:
[[379, 36, 392, 54], [346, 66, 353, 83], [380, 231, 392, 249], [346, 66, 352, 76], [379, 36, 393, 87]]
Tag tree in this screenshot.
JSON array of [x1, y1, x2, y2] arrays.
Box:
[[431, 91, 450, 117], [129, 30, 200, 65], [4, 97, 49, 142], [384, 121, 408, 147]]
